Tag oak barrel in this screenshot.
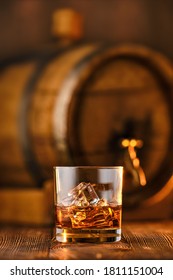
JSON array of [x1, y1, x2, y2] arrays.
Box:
[[0, 44, 173, 207]]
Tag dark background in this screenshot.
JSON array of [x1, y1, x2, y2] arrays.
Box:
[[0, 0, 173, 224], [0, 0, 173, 61]]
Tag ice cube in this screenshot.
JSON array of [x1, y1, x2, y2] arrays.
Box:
[[68, 182, 86, 196], [69, 182, 89, 207], [62, 182, 102, 207], [82, 183, 100, 205], [72, 190, 90, 207], [69, 182, 100, 206], [61, 182, 85, 206]]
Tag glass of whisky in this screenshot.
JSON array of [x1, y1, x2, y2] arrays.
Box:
[[54, 166, 123, 243]]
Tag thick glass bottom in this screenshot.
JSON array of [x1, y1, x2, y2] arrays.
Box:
[[55, 227, 121, 243]]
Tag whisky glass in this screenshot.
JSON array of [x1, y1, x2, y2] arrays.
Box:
[[54, 166, 123, 243]]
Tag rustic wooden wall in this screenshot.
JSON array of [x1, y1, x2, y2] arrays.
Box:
[[0, 0, 173, 60]]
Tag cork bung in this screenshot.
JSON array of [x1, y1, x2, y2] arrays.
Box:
[[51, 8, 83, 41]]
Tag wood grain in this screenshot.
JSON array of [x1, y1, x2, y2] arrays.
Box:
[[0, 221, 173, 260], [0, 226, 52, 260]]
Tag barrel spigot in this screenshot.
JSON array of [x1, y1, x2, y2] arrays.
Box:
[[121, 138, 147, 187]]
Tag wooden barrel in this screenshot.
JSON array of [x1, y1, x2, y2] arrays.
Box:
[[0, 43, 101, 187], [0, 44, 173, 207]]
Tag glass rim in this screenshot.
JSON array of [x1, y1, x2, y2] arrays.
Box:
[[53, 166, 123, 170]]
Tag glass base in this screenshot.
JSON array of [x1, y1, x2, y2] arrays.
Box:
[[55, 228, 121, 243]]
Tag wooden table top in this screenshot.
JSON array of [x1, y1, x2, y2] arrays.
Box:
[[0, 220, 173, 260]]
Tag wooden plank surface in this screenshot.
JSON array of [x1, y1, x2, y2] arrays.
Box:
[[0, 221, 173, 260], [0, 226, 52, 260]]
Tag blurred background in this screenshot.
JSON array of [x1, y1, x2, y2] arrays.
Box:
[[0, 0, 173, 225], [0, 0, 173, 60]]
